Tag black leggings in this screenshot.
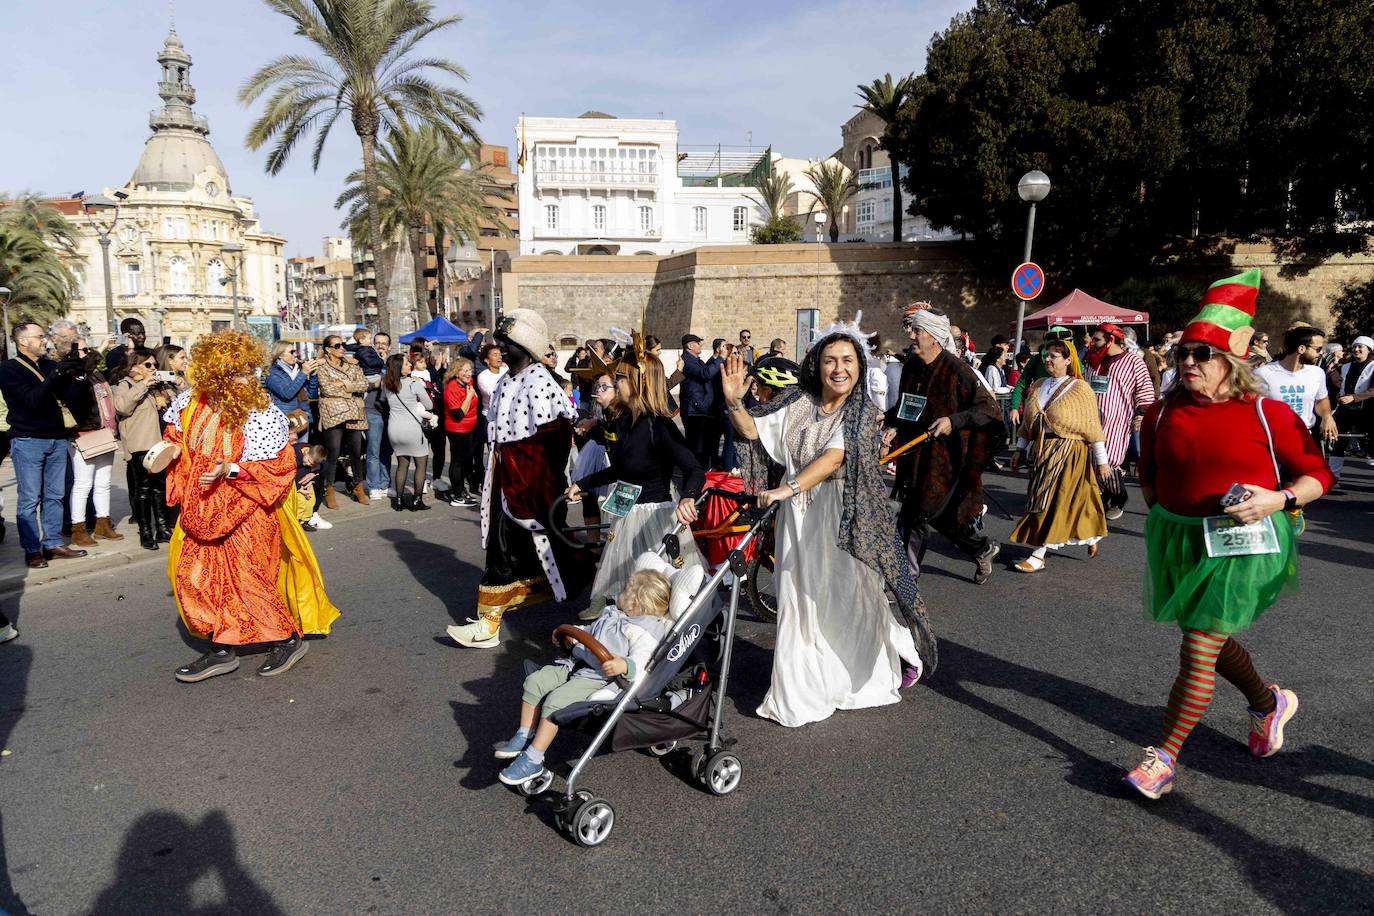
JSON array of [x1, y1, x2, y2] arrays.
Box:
[[445, 430, 482, 496], [317, 426, 363, 509], [395, 453, 430, 498], [428, 424, 448, 485]]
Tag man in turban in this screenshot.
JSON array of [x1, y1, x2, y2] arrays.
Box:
[[885, 303, 1005, 585]]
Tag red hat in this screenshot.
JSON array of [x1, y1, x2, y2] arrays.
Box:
[[1180, 268, 1261, 357]]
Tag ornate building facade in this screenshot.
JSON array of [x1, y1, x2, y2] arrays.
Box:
[[64, 28, 286, 346]]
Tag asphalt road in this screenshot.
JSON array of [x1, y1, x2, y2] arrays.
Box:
[[1, 467, 1371, 915]]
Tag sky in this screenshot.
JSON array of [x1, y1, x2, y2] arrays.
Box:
[[1, 0, 969, 256]]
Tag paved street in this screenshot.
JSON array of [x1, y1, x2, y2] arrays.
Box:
[[1, 468, 1371, 915]]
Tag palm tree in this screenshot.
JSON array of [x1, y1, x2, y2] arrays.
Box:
[[336, 124, 509, 325], [855, 72, 916, 242], [239, 0, 483, 334], [750, 171, 794, 221], [0, 192, 78, 328], [803, 161, 859, 243]]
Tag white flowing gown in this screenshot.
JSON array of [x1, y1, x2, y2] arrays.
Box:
[[754, 402, 919, 728]]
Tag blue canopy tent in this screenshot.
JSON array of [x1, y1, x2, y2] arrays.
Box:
[[398, 315, 468, 345]]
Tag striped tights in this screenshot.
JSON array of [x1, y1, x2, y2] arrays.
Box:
[[1159, 629, 1275, 760]]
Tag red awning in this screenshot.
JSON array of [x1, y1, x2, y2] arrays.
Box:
[[1013, 289, 1149, 329]]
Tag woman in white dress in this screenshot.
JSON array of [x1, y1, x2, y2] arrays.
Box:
[[722, 316, 937, 727]]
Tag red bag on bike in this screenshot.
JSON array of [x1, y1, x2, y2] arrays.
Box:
[[691, 471, 761, 565]]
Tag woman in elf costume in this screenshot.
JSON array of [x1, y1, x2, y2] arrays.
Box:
[[1124, 270, 1332, 799]]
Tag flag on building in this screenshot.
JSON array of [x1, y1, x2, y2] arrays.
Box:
[[516, 115, 527, 169]]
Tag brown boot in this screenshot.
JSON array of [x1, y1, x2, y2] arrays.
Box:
[[353, 482, 370, 506], [70, 522, 96, 547], [93, 517, 124, 541], [324, 487, 338, 510]]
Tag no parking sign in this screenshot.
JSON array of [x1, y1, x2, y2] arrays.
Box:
[[1012, 262, 1045, 301]]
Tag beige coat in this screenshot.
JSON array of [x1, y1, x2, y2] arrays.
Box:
[[113, 378, 169, 455], [316, 358, 368, 430]]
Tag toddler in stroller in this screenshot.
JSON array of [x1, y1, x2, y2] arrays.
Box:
[[495, 569, 674, 787]]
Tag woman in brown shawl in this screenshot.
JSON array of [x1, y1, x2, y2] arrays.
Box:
[[1008, 340, 1112, 572]]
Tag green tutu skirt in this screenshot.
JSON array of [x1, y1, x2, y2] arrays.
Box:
[[1143, 503, 1298, 633]]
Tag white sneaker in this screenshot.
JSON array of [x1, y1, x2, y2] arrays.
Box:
[[308, 513, 334, 530], [368, 489, 387, 500], [0, 623, 17, 644], [446, 618, 501, 648]]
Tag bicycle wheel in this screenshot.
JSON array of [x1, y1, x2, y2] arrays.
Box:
[[744, 552, 778, 623]]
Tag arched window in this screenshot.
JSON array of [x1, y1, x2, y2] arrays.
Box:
[[168, 256, 191, 294], [206, 258, 226, 291]]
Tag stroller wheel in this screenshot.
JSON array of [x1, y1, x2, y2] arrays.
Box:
[[518, 769, 554, 797], [700, 751, 743, 796], [647, 740, 678, 757], [569, 797, 616, 847]]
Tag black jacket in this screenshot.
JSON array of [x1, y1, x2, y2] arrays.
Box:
[[576, 413, 705, 503], [679, 354, 721, 418], [0, 354, 80, 439]]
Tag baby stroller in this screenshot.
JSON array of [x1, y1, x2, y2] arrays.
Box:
[[531, 488, 776, 847]]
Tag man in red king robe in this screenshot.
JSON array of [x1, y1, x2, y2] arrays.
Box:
[[162, 331, 338, 682], [447, 309, 590, 648]]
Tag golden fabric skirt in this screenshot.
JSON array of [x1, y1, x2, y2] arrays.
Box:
[[1010, 438, 1108, 548]]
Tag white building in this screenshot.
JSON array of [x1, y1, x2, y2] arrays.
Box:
[[516, 113, 766, 256]]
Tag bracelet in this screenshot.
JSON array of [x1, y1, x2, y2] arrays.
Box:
[[787, 479, 802, 498], [1282, 488, 1297, 511]]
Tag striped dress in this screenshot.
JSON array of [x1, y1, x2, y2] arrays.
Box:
[[1085, 350, 1156, 466]]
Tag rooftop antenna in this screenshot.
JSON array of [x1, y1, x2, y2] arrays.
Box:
[[169, 0, 175, 31]]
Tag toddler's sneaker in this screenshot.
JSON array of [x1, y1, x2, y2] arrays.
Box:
[[1249, 685, 1298, 758], [494, 732, 531, 760], [1123, 746, 1176, 800], [498, 751, 547, 787]]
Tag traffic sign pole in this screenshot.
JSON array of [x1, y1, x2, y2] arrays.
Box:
[[1013, 201, 1037, 357]]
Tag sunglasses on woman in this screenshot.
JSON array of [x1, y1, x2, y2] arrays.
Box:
[[1174, 344, 1216, 363], [140, 361, 156, 369], [593, 383, 613, 393], [326, 343, 344, 350]]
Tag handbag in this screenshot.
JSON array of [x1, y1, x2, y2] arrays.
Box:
[[397, 382, 435, 433], [76, 427, 119, 459]]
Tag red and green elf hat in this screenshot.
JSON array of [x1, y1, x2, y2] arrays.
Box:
[[1180, 268, 1261, 357]]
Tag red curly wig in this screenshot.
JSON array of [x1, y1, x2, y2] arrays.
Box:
[[185, 331, 270, 429]]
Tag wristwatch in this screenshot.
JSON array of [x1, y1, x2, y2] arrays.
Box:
[[787, 479, 802, 498], [226, 463, 242, 480], [1281, 488, 1297, 511]]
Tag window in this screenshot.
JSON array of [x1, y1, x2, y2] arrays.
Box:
[[123, 262, 141, 295], [162, 216, 188, 239], [200, 219, 224, 241], [592, 205, 606, 232], [692, 207, 707, 233], [206, 257, 226, 291], [732, 206, 748, 232], [119, 225, 138, 243], [70, 264, 86, 297], [639, 206, 653, 232], [545, 205, 559, 230], [168, 256, 191, 294], [857, 200, 877, 225]]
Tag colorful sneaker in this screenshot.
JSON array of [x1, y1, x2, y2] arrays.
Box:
[[1123, 746, 1176, 800], [494, 731, 532, 760], [1248, 685, 1298, 758], [498, 751, 547, 787], [446, 617, 501, 649]]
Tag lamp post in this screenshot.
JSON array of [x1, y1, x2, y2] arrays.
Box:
[[220, 241, 245, 331], [813, 210, 827, 309], [1012, 170, 1051, 355], [83, 192, 127, 334], [0, 286, 11, 358]]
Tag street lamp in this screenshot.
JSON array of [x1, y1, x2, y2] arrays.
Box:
[[220, 241, 245, 331], [1012, 170, 1051, 355], [83, 191, 128, 334], [0, 286, 11, 358]]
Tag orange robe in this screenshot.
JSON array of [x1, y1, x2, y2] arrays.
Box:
[[164, 399, 299, 645]]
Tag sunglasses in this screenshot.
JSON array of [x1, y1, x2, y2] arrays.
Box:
[[326, 343, 344, 350], [1174, 344, 1216, 363], [287, 349, 298, 355], [140, 361, 156, 368], [593, 383, 613, 393]]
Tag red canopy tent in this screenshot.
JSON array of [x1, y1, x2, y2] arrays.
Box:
[[1014, 289, 1149, 332]]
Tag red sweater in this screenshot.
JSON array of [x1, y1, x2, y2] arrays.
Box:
[[443, 378, 479, 434], [1139, 395, 1333, 517]]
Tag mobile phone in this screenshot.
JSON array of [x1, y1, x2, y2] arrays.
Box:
[[154, 370, 177, 383], [1220, 483, 1251, 508]]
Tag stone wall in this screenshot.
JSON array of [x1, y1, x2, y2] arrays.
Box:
[[503, 240, 1374, 352]]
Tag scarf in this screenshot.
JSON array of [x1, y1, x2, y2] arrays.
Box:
[[903, 307, 956, 353], [278, 360, 300, 381], [1344, 357, 1372, 396], [736, 333, 938, 673]]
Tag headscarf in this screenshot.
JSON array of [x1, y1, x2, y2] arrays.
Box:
[[1098, 322, 1126, 344], [901, 302, 956, 354], [1344, 336, 1373, 396], [736, 330, 938, 673]]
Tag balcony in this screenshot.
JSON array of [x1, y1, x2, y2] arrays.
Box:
[[535, 168, 657, 190], [857, 164, 910, 191], [535, 224, 662, 240]]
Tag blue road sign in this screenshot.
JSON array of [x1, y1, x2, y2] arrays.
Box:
[[1013, 262, 1045, 300]]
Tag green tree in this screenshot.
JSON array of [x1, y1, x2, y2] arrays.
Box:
[[855, 72, 916, 242], [1331, 278, 1374, 343], [336, 124, 508, 325], [803, 161, 859, 243], [1109, 276, 1204, 340], [750, 217, 803, 245], [240, 0, 483, 334], [749, 171, 793, 222], [0, 192, 78, 328]]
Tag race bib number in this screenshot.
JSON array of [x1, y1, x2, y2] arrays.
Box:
[[1089, 375, 1111, 395], [1203, 515, 1280, 558], [601, 482, 643, 519], [898, 393, 927, 422]]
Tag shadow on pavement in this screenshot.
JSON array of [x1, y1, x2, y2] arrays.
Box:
[[0, 640, 32, 916], [84, 810, 283, 915], [375, 526, 480, 625]]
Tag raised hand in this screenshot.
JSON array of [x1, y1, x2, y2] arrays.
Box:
[[721, 354, 749, 404]]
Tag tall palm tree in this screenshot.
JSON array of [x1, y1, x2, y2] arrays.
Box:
[[750, 171, 794, 221], [855, 72, 916, 242], [240, 0, 483, 334], [803, 161, 859, 243], [336, 124, 509, 325], [0, 192, 78, 328]]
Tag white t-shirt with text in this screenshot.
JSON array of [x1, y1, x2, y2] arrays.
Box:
[[1255, 361, 1327, 428]]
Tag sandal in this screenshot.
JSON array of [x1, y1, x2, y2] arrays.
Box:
[[1013, 556, 1046, 573]]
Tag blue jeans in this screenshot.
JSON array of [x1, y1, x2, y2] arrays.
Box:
[[12, 437, 69, 553], [365, 410, 391, 491]]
